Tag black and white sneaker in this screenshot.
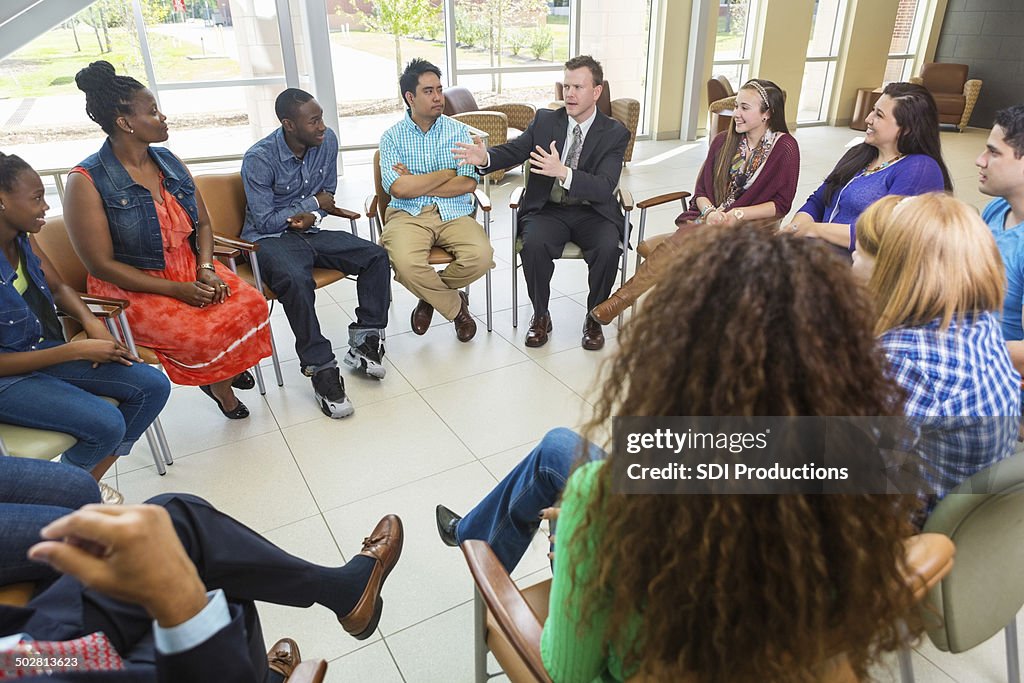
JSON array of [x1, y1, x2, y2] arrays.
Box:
[[311, 367, 355, 419], [342, 335, 386, 379]]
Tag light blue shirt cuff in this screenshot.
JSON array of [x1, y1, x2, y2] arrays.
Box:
[[561, 168, 573, 191], [153, 589, 230, 655]]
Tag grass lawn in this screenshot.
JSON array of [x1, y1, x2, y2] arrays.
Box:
[[0, 27, 240, 99]]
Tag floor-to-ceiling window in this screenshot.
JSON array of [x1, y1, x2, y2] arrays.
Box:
[[710, 0, 759, 89], [884, 0, 925, 84], [797, 0, 848, 124]]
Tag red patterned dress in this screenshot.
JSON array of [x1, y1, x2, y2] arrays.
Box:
[[73, 168, 272, 386]]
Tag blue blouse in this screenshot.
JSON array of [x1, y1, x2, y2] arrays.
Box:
[[798, 154, 946, 252]]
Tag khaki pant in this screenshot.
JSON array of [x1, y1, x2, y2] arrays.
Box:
[[382, 204, 494, 320]]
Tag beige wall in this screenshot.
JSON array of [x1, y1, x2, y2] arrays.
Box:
[[577, 0, 650, 105], [751, 0, 815, 130], [647, 0, 693, 140], [828, 0, 899, 126]]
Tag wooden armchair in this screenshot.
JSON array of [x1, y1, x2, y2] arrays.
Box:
[[462, 534, 955, 682]]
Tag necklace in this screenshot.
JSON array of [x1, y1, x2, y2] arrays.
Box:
[[863, 154, 904, 176]]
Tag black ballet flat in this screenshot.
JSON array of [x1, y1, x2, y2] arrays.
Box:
[[231, 370, 256, 390], [199, 385, 250, 420]]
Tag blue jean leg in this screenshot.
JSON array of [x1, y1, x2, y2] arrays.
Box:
[[455, 427, 605, 572], [257, 231, 390, 371], [0, 457, 101, 583], [0, 350, 171, 470]]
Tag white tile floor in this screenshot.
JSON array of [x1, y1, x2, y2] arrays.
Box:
[[106, 124, 1012, 682]]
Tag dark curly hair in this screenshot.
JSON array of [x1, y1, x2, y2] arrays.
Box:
[[569, 223, 922, 682], [75, 60, 146, 136], [0, 152, 32, 192]]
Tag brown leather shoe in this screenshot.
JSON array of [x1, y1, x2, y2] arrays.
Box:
[[453, 291, 477, 342], [339, 514, 404, 640], [267, 637, 301, 678], [581, 316, 605, 351], [525, 313, 553, 348], [411, 299, 434, 335]]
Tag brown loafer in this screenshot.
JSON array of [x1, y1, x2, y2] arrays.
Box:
[[453, 291, 477, 343], [525, 313, 552, 348], [267, 637, 301, 678], [581, 315, 605, 351], [339, 514, 404, 640], [411, 299, 434, 335]]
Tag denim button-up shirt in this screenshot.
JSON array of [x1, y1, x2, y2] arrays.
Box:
[[240, 127, 339, 242], [0, 234, 56, 392], [75, 140, 199, 270]]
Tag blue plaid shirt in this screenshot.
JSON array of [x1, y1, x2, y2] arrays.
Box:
[[379, 113, 478, 221], [881, 311, 1020, 509], [240, 127, 338, 242]]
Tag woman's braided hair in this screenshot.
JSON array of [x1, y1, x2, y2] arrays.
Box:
[[75, 60, 145, 136]]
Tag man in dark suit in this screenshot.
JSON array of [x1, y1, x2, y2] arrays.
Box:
[[1, 495, 402, 681], [454, 55, 628, 350]]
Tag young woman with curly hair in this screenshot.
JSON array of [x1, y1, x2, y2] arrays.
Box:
[[853, 193, 1020, 516], [440, 223, 928, 682], [544, 224, 924, 682]]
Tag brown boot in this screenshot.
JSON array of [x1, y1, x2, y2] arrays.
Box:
[[590, 231, 689, 324]]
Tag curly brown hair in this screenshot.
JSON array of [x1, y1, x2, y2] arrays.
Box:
[[572, 223, 922, 682]]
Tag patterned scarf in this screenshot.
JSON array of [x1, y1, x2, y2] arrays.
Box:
[[722, 131, 776, 210]]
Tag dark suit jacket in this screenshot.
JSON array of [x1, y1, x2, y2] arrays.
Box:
[[2, 595, 265, 683], [482, 107, 629, 232]]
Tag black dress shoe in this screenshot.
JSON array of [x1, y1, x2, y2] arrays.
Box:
[[435, 504, 462, 547], [581, 315, 605, 351], [231, 370, 256, 390]]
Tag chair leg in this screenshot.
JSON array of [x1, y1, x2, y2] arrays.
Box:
[[1007, 616, 1021, 683], [512, 209, 519, 329], [897, 647, 915, 683], [617, 210, 632, 328], [144, 427, 167, 475], [474, 588, 490, 683], [151, 417, 173, 466], [485, 268, 493, 333], [252, 363, 267, 396]]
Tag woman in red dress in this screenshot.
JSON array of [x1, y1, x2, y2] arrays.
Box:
[[63, 61, 272, 419]]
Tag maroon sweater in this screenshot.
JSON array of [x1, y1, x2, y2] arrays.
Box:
[[676, 131, 801, 225]]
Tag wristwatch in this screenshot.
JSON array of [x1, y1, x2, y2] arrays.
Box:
[[731, 209, 745, 221], [312, 213, 323, 229]]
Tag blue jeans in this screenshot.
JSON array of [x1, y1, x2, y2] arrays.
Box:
[[256, 230, 391, 372], [455, 428, 605, 571], [0, 344, 171, 470], [0, 457, 101, 584]]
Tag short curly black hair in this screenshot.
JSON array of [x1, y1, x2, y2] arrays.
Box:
[[994, 105, 1024, 159]]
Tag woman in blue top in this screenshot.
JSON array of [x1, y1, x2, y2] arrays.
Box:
[[785, 82, 951, 253], [0, 153, 170, 503]]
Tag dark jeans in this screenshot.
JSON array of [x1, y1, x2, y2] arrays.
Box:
[[455, 428, 604, 571], [518, 204, 621, 318], [256, 230, 390, 372], [0, 343, 171, 470], [0, 457, 101, 584]]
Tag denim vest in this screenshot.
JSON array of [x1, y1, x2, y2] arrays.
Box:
[[0, 235, 60, 391], [77, 140, 199, 270]]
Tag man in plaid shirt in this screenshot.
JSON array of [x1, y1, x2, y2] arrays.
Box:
[[378, 59, 494, 343]]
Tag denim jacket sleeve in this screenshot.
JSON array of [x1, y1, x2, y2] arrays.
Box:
[[240, 154, 319, 236]]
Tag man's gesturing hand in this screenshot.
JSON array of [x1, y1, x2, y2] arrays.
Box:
[[452, 135, 488, 167], [529, 141, 568, 181]]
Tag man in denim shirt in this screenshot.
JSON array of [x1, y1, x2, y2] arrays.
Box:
[[242, 89, 390, 419], [379, 59, 493, 342]]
